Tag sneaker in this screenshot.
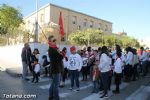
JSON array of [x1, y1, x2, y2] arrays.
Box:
[[91, 91, 98, 93], [76, 88, 80, 91], [68, 87, 73, 90], [34, 81, 38, 83], [59, 85, 65, 88], [99, 91, 104, 94], [112, 90, 120, 94], [91, 91, 95, 93], [48, 96, 53, 100], [100, 94, 108, 98], [24, 78, 30, 81]]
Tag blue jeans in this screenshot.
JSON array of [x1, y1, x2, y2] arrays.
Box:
[[49, 74, 60, 100], [69, 70, 79, 88], [92, 80, 99, 92]]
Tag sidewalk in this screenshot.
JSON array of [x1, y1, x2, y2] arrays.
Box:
[[108, 74, 150, 100], [0, 59, 22, 77], [0, 65, 6, 71]]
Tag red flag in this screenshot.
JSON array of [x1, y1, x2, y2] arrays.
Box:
[[59, 12, 65, 38]]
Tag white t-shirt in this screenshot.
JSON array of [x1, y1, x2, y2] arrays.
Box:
[[140, 51, 149, 62], [34, 64, 40, 73], [67, 53, 83, 71], [82, 57, 88, 67], [114, 58, 123, 73], [99, 53, 111, 72], [125, 51, 134, 65]]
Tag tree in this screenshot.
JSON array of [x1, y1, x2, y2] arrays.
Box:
[[68, 29, 141, 48], [68, 29, 103, 46], [120, 36, 140, 48], [0, 4, 23, 44], [102, 34, 116, 46], [0, 26, 7, 34]]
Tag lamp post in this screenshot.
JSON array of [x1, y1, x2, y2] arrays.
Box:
[[65, 15, 69, 44], [34, 0, 39, 42], [88, 32, 90, 46], [101, 31, 104, 46]]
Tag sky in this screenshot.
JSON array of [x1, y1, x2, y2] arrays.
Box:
[[0, 0, 150, 46]]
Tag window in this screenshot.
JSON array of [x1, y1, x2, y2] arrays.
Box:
[[105, 25, 108, 31], [27, 20, 30, 27], [34, 17, 36, 22], [72, 16, 77, 25], [98, 23, 102, 30], [78, 25, 81, 30], [40, 14, 44, 22], [83, 19, 87, 27], [90, 21, 94, 28], [61, 37, 65, 41]]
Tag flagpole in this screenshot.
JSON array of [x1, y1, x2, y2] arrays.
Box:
[[65, 15, 68, 45]]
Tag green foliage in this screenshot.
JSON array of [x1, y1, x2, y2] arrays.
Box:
[[0, 35, 7, 46], [0, 4, 23, 45], [68, 29, 140, 48], [0, 4, 23, 29], [121, 36, 140, 48], [68, 29, 102, 46], [0, 26, 7, 34]]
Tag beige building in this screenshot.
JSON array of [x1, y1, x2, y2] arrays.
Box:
[[116, 32, 127, 36], [24, 3, 112, 43]]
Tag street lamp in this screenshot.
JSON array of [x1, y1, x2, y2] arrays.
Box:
[[88, 32, 90, 46], [65, 16, 69, 44], [34, 0, 39, 42]]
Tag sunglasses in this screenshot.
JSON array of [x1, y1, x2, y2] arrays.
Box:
[[52, 39, 56, 42]]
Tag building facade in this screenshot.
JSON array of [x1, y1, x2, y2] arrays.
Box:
[[24, 3, 112, 43]]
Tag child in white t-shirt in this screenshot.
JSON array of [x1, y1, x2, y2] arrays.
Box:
[[32, 59, 40, 83]]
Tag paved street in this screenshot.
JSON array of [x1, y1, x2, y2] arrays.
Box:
[[1, 69, 150, 100]]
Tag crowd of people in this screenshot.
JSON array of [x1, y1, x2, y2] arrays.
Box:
[[21, 35, 150, 100]]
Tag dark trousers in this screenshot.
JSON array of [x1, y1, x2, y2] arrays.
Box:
[[114, 73, 122, 92], [108, 70, 113, 90], [62, 68, 68, 82], [99, 76, 104, 91], [142, 61, 148, 76], [49, 74, 60, 100], [69, 70, 80, 88], [92, 80, 99, 92], [45, 67, 50, 76], [82, 67, 88, 80], [101, 71, 109, 95], [132, 64, 138, 80], [32, 71, 40, 82], [124, 64, 132, 81], [148, 61, 150, 73]]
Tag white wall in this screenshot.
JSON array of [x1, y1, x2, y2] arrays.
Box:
[[0, 44, 23, 69], [0, 43, 80, 69]]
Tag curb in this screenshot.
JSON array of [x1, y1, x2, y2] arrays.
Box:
[[0, 66, 6, 71], [5, 68, 22, 77]]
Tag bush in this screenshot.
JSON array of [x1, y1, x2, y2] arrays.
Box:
[[0, 36, 7, 46]]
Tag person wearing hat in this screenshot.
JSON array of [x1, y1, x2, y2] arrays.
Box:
[[67, 46, 83, 91]]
